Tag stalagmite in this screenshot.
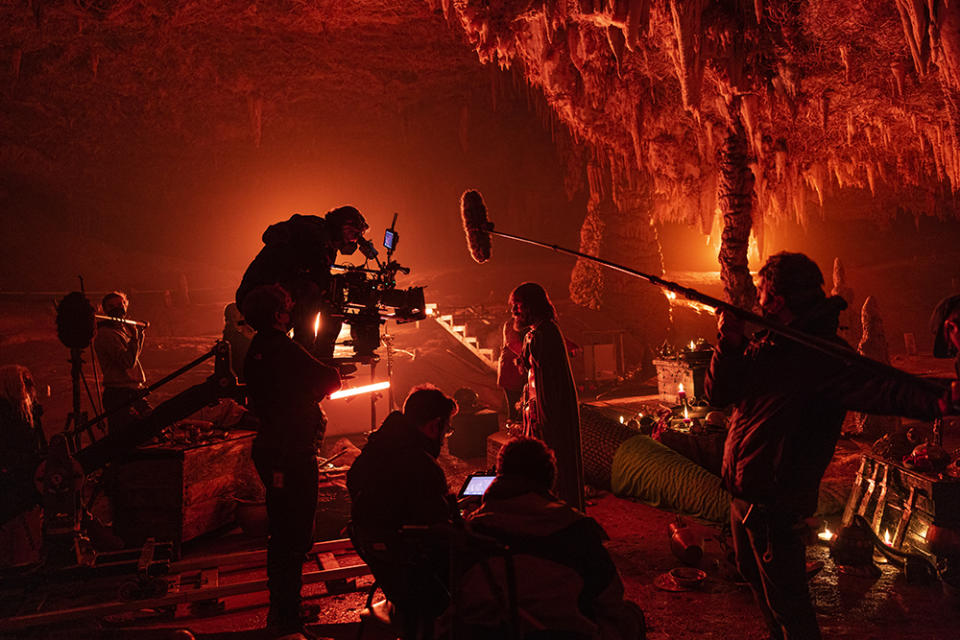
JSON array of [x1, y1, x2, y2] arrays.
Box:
[[853, 297, 900, 439]]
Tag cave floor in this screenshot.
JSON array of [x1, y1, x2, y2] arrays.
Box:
[[8, 471, 960, 640], [4, 305, 960, 638]]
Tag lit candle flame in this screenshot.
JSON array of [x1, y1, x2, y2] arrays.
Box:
[[689, 341, 696, 350], [818, 527, 834, 542], [678, 383, 685, 394], [884, 530, 892, 545], [683, 406, 689, 419], [313, 312, 322, 338], [619, 415, 625, 424]]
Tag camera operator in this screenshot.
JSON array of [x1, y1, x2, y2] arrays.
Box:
[[236, 206, 369, 358]]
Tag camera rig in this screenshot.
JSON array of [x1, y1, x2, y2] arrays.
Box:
[[326, 215, 425, 359]]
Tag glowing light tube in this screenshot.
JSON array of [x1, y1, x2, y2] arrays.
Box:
[[329, 381, 390, 400]]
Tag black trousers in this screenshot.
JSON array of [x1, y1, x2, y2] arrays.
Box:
[[730, 498, 820, 640], [101, 386, 150, 434], [253, 443, 318, 629]]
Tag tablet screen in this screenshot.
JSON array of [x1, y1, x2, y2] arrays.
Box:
[[459, 474, 496, 497]]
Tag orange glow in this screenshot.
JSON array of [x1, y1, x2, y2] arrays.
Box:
[[662, 289, 717, 315], [314, 312, 322, 338], [329, 381, 390, 399]]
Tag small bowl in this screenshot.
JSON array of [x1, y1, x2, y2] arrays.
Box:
[[669, 567, 706, 589]]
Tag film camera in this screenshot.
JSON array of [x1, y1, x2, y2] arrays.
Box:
[[328, 216, 425, 358]]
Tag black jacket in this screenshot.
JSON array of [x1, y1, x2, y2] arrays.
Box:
[[236, 214, 337, 306], [706, 297, 941, 517], [347, 411, 454, 540], [243, 328, 341, 456]]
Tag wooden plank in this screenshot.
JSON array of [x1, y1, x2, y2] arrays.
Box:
[[0, 563, 370, 632]]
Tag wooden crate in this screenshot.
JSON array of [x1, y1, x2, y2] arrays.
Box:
[[842, 453, 960, 561], [113, 431, 257, 556], [486, 430, 511, 470]]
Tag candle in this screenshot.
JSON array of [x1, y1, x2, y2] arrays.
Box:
[[689, 340, 696, 351], [677, 383, 686, 401], [818, 527, 834, 542], [883, 530, 892, 545]]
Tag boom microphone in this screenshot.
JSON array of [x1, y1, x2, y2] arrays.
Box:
[[460, 189, 492, 264], [455, 189, 943, 393]]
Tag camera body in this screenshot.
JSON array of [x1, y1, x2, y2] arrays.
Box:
[[328, 265, 425, 358]]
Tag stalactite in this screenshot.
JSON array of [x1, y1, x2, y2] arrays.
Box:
[[820, 90, 831, 131], [717, 109, 757, 310], [891, 61, 908, 98], [624, 0, 650, 51], [894, 0, 931, 75], [669, 0, 706, 112]]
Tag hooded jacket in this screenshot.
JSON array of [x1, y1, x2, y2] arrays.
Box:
[[236, 214, 337, 306], [453, 475, 624, 638], [243, 327, 341, 456], [347, 411, 454, 540], [706, 297, 942, 517]]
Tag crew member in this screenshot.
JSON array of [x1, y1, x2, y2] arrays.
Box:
[[0, 365, 46, 567], [706, 252, 949, 640], [454, 437, 645, 639], [242, 284, 341, 638], [931, 293, 960, 377], [511, 282, 585, 511], [236, 206, 369, 358], [347, 385, 460, 638], [93, 291, 150, 433]]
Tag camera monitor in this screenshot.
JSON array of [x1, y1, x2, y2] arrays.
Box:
[[457, 472, 496, 498], [383, 229, 398, 251]]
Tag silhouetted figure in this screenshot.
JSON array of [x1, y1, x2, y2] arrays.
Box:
[[347, 385, 460, 639], [511, 282, 584, 511], [242, 284, 341, 638], [0, 365, 46, 541], [94, 291, 150, 433], [706, 252, 946, 640], [236, 207, 368, 358], [454, 437, 645, 639]]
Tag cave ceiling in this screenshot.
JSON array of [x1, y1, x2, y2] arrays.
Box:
[[2, 0, 959, 243]]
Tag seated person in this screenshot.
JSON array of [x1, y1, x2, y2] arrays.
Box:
[[347, 385, 461, 639], [452, 437, 645, 640]]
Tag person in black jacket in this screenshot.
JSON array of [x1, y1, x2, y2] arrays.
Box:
[[706, 252, 947, 640], [242, 284, 341, 638], [347, 385, 459, 638], [455, 437, 644, 640], [236, 206, 368, 357]]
